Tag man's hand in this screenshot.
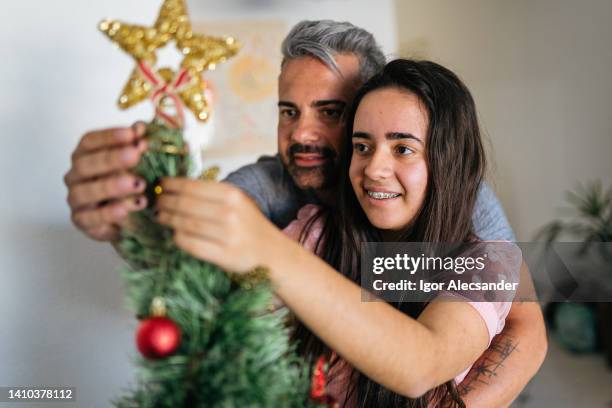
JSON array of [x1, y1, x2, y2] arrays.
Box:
[[456, 261, 547, 408], [156, 178, 279, 272], [64, 123, 149, 242]]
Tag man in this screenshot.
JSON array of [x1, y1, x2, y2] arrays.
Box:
[[65, 20, 546, 406]]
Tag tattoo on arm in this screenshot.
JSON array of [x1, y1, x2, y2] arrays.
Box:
[[458, 334, 519, 396]]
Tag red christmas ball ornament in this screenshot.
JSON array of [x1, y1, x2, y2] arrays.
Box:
[[136, 316, 181, 359], [310, 356, 327, 399], [310, 356, 338, 407]]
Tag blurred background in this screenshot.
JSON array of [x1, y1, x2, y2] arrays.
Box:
[[1, 0, 611, 406]]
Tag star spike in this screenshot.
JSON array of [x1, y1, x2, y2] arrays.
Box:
[[154, 0, 192, 42], [180, 34, 240, 72], [117, 67, 153, 109], [99, 20, 165, 64]]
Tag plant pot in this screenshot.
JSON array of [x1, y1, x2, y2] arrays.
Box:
[[598, 302, 612, 367]]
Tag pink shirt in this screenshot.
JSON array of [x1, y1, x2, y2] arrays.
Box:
[[283, 204, 520, 404]]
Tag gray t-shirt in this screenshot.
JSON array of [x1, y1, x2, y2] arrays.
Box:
[[224, 155, 516, 241]]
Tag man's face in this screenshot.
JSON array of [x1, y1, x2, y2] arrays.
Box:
[[278, 54, 361, 192]]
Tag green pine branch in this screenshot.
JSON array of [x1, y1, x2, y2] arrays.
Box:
[[113, 120, 321, 407]]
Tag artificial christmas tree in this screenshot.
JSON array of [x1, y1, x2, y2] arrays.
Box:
[[97, 1, 329, 406]]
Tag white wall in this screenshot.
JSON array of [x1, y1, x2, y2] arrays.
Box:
[[0, 1, 396, 406], [396, 0, 612, 240]]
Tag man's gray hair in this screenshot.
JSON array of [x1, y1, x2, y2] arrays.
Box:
[[281, 20, 386, 82]]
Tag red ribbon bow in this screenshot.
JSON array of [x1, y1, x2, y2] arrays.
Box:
[[137, 61, 191, 128]]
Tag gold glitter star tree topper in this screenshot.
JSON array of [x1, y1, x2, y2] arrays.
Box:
[[99, 0, 239, 127]]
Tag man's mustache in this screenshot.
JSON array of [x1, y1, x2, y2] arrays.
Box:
[[288, 144, 336, 159]]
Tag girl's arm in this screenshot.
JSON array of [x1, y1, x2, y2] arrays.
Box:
[[264, 235, 489, 397], [157, 178, 490, 398]]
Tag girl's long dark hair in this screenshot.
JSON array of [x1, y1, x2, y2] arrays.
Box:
[[293, 59, 486, 407]]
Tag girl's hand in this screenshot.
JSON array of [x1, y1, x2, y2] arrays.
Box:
[[156, 177, 281, 273]]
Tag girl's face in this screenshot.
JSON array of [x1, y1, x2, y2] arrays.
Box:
[[349, 87, 429, 232]]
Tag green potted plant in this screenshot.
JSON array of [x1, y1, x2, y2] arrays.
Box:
[[537, 181, 612, 366]]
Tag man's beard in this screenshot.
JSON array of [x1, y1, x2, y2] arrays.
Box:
[[285, 143, 338, 191]]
